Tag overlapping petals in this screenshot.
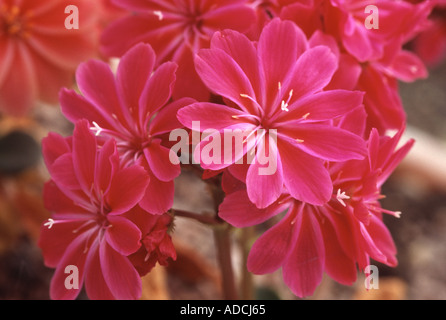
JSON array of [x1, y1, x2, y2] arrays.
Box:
[[178, 18, 367, 208]]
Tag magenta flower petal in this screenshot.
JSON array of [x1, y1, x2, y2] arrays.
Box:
[[177, 102, 246, 132], [210, 29, 262, 99], [284, 46, 338, 100], [193, 123, 257, 171], [202, 4, 256, 32], [246, 137, 283, 209], [385, 50, 428, 83], [84, 242, 115, 300], [106, 166, 150, 215], [41, 132, 71, 168], [94, 139, 119, 195], [49, 154, 79, 190], [144, 141, 181, 182], [321, 218, 357, 286], [38, 220, 87, 268], [43, 181, 93, 220], [100, 15, 155, 57], [359, 222, 387, 264], [247, 208, 298, 274], [367, 214, 398, 267], [99, 240, 142, 300], [195, 48, 257, 113], [275, 90, 364, 123], [278, 138, 332, 205], [60, 89, 116, 131], [283, 208, 325, 298], [72, 121, 97, 194], [139, 61, 177, 117], [106, 216, 142, 256], [258, 18, 308, 112], [139, 170, 174, 215], [218, 190, 288, 228], [49, 230, 93, 300], [281, 124, 367, 161], [115, 43, 155, 124], [76, 59, 131, 130], [149, 97, 196, 136]]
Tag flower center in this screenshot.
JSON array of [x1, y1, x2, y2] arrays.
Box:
[[0, 4, 32, 38]]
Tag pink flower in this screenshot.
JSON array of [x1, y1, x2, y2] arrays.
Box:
[[60, 43, 194, 215], [0, 0, 99, 115], [100, 0, 256, 101], [328, 0, 429, 62], [412, 1, 446, 67], [219, 126, 414, 297], [177, 18, 367, 209], [39, 120, 152, 300]]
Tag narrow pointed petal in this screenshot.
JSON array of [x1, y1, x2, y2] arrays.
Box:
[[283, 208, 325, 298], [150, 98, 196, 136], [49, 231, 93, 300], [95, 139, 119, 195], [246, 136, 283, 209], [106, 216, 142, 256], [211, 29, 262, 99], [283, 46, 338, 100], [321, 216, 357, 286], [115, 43, 155, 124], [72, 120, 97, 195], [276, 90, 364, 123], [195, 48, 257, 114], [139, 170, 174, 215], [38, 220, 88, 268], [258, 18, 308, 112], [99, 240, 142, 300], [281, 124, 367, 162], [144, 141, 181, 182], [41, 132, 70, 168], [177, 102, 246, 132], [84, 242, 115, 300], [106, 165, 150, 215], [247, 207, 297, 274], [278, 138, 332, 205], [218, 190, 288, 228], [139, 61, 177, 118]]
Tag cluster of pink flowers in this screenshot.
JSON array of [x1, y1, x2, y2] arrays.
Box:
[[11, 0, 433, 299]]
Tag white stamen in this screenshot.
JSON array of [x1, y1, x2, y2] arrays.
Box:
[[44, 218, 54, 229], [153, 10, 163, 21], [240, 93, 257, 104], [280, 89, 293, 112], [336, 189, 350, 207], [281, 100, 289, 112], [90, 121, 103, 136]]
